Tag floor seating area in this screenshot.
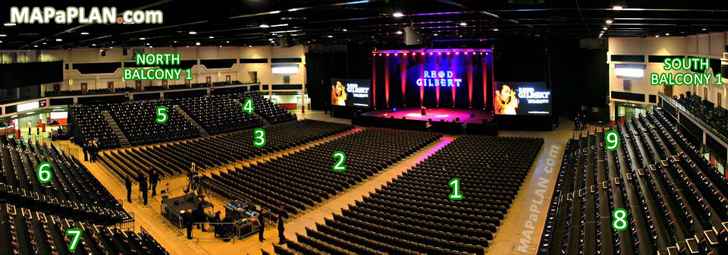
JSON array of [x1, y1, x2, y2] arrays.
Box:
[[538, 109, 728, 255], [69, 105, 120, 149], [205, 128, 442, 216], [0, 138, 129, 224], [0, 203, 167, 255], [108, 101, 199, 145], [274, 135, 543, 255], [236, 92, 296, 124], [99, 120, 352, 180], [676, 93, 728, 138], [174, 95, 263, 134]]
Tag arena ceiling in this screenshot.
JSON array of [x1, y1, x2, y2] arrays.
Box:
[[1, 0, 727, 49]]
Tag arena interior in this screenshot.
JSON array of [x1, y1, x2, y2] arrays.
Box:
[[0, 1, 728, 254]]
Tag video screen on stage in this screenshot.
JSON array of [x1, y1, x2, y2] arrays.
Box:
[[494, 82, 551, 115], [331, 78, 371, 108]]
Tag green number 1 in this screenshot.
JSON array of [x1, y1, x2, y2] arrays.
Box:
[[332, 151, 347, 173], [448, 178, 463, 201], [243, 98, 254, 114], [65, 228, 83, 252], [155, 106, 169, 124], [612, 208, 628, 231], [605, 130, 620, 151], [37, 162, 53, 185], [253, 128, 266, 148]]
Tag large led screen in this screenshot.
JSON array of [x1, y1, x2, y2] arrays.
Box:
[[494, 81, 551, 115], [331, 78, 371, 108]]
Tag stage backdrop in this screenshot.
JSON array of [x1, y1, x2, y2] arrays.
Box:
[[371, 48, 493, 110]]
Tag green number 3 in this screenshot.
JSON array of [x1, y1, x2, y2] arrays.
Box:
[[253, 128, 266, 148], [612, 208, 628, 231], [155, 106, 168, 124]]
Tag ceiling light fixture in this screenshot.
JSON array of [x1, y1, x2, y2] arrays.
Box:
[[327, 35, 334, 38], [655, 35, 660, 38], [342, 28, 348, 32], [665, 32, 670, 36], [3, 23, 16, 27], [81, 32, 89, 35], [605, 19, 613, 25], [139, 37, 146, 40], [602, 26, 608, 30], [195, 42, 201, 46], [92, 43, 97, 46], [492, 28, 499, 32], [208, 36, 215, 39], [55, 38, 62, 42], [459, 22, 467, 27], [396, 30, 403, 35], [393, 11, 404, 18], [188, 31, 197, 35], [259, 24, 270, 28], [612, 5, 624, 10], [433, 33, 439, 36], [701, 28, 708, 31], [0, 34, 6, 37]]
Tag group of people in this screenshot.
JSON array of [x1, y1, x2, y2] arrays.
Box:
[[257, 210, 287, 244], [574, 111, 588, 131], [82, 139, 101, 162], [181, 199, 209, 240], [123, 169, 160, 206]]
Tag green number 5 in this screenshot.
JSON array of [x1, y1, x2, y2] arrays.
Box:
[[155, 106, 169, 124]]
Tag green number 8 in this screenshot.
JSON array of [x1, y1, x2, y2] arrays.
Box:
[[612, 208, 628, 231]]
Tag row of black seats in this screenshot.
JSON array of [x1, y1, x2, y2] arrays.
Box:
[[276, 135, 544, 255], [68, 105, 120, 149], [206, 128, 442, 217], [236, 92, 296, 124], [108, 101, 199, 145], [173, 95, 263, 134], [100, 120, 352, 180], [0, 138, 128, 224], [538, 109, 728, 255], [0, 203, 167, 255], [676, 93, 728, 138]]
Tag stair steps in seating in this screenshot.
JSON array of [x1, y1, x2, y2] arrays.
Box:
[[101, 111, 131, 147], [173, 105, 210, 137]]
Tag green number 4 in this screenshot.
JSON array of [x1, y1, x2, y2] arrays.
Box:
[[612, 208, 629, 232], [155, 106, 169, 124], [243, 98, 254, 114], [605, 130, 620, 151], [449, 178, 463, 201], [332, 151, 347, 173], [65, 228, 83, 252]]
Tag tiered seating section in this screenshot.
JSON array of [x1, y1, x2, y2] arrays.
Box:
[[238, 92, 296, 123], [108, 101, 199, 145], [71, 94, 296, 149], [676, 94, 728, 138], [100, 120, 351, 179], [538, 109, 728, 255], [174, 95, 263, 134], [205, 128, 441, 216], [0, 203, 167, 254], [275, 136, 543, 255], [69, 105, 120, 149], [0, 138, 128, 224]]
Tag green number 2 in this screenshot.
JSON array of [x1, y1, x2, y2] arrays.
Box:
[[155, 106, 169, 124], [65, 228, 83, 252], [37, 162, 53, 185], [243, 98, 254, 114], [612, 208, 629, 231], [605, 130, 620, 151], [448, 178, 463, 201], [332, 151, 347, 173], [253, 128, 266, 148]]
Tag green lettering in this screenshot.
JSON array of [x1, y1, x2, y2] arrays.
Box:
[[663, 58, 672, 70], [650, 73, 659, 85], [171, 54, 180, 65], [135, 54, 145, 65], [659, 73, 668, 85], [684, 73, 693, 85], [132, 69, 141, 80], [123, 69, 131, 80], [675, 73, 683, 85]]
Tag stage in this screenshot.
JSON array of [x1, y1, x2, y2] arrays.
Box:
[[353, 108, 498, 135]]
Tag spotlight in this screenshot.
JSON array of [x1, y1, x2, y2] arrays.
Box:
[[393, 11, 404, 18], [605, 19, 613, 25]]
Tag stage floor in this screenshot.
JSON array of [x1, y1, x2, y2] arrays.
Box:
[[362, 108, 492, 124]]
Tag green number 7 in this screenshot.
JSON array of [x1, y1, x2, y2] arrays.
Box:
[[65, 228, 83, 252]]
